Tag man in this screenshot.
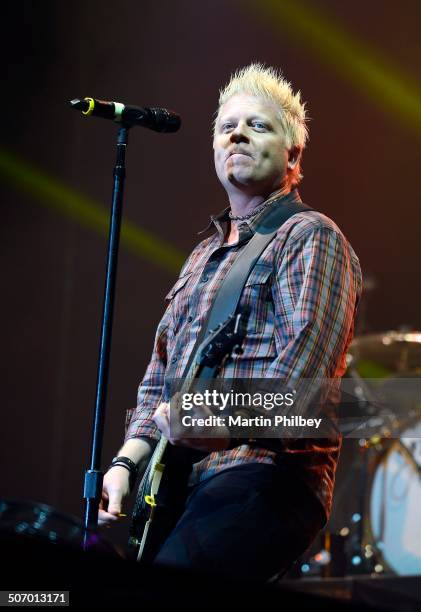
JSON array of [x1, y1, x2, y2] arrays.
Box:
[[99, 63, 362, 581]]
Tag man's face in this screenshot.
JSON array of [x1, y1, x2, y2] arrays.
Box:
[[213, 93, 290, 196]]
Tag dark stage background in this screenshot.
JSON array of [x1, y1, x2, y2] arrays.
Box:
[[1, 0, 420, 550]]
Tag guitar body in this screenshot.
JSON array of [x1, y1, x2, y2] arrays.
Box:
[[129, 443, 205, 562]]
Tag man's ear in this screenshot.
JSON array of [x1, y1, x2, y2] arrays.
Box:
[[287, 146, 301, 170]]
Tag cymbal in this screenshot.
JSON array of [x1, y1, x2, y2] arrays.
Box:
[[348, 331, 421, 373]]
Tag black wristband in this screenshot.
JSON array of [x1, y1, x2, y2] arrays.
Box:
[[110, 462, 131, 474], [110, 456, 137, 473], [110, 456, 139, 492]]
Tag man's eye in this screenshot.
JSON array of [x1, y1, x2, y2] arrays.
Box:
[[222, 123, 233, 132], [253, 122, 267, 129]]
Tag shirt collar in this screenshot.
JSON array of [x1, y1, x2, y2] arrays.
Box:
[[198, 188, 303, 237]]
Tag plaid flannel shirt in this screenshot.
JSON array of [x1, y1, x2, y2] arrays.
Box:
[[124, 189, 362, 519]]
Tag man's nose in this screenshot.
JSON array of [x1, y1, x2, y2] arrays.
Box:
[[230, 122, 249, 143]]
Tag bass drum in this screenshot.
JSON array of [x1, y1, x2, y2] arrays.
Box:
[[368, 418, 421, 575], [347, 332, 421, 575]]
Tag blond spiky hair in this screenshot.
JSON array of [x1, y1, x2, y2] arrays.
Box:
[[215, 63, 309, 185]]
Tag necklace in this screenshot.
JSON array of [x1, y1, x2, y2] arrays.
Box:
[[228, 198, 275, 221]]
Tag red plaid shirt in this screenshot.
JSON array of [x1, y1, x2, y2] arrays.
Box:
[[124, 189, 362, 519]]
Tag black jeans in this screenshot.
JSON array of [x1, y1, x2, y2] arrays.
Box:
[[153, 462, 326, 581]]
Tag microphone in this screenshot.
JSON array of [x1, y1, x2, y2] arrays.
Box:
[[69, 97, 181, 132]]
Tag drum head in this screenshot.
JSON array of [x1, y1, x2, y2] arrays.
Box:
[[369, 420, 421, 575]]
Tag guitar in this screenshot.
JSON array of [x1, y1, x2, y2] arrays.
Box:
[[129, 312, 246, 562]]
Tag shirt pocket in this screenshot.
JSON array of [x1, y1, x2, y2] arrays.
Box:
[[165, 271, 193, 301], [165, 271, 194, 332], [241, 262, 275, 335]]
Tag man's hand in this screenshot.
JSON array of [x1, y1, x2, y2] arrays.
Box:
[[152, 399, 230, 452], [98, 437, 154, 528], [98, 465, 131, 526]]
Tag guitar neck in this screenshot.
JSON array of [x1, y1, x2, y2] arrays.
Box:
[[151, 434, 169, 469]]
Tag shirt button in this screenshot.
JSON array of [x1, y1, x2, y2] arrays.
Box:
[[187, 316, 193, 323], [201, 274, 208, 282], [171, 356, 177, 364]]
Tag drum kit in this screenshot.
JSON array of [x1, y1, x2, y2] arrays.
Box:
[[301, 330, 421, 578]]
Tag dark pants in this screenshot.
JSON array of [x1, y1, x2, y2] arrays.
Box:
[[153, 463, 326, 581]]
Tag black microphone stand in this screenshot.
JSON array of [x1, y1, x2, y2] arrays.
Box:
[[83, 124, 129, 546]]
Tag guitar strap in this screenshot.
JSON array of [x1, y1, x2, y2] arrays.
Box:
[[182, 195, 314, 380]]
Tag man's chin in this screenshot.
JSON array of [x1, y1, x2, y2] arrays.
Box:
[[227, 174, 261, 191], [227, 170, 254, 183]]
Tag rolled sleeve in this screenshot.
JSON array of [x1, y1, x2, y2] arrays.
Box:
[[124, 304, 172, 443]]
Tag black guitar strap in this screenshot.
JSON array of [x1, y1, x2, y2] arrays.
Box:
[[182, 196, 313, 380]]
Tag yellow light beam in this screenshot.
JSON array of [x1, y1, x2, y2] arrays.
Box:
[[248, 0, 421, 133], [0, 148, 186, 274]]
